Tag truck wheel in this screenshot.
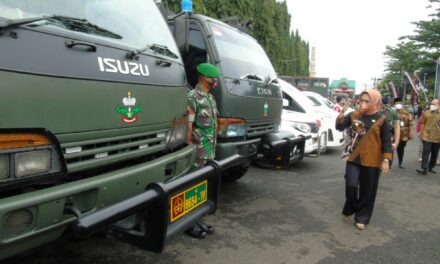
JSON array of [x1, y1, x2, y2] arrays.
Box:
[[222, 166, 249, 182]]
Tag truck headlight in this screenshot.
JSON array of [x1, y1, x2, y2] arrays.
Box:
[[0, 133, 62, 183], [217, 118, 246, 138], [0, 154, 9, 180], [15, 150, 51, 178], [166, 118, 187, 149], [290, 121, 312, 133]]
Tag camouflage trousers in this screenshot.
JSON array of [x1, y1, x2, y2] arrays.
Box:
[[192, 140, 216, 169]]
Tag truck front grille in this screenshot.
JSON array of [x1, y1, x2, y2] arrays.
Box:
[[61, 129, 168, 173], [247, 122, 276, 138]]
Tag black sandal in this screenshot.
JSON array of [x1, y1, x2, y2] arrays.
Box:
[[185, 225, 207, 239], [197, 222, 215, 235]]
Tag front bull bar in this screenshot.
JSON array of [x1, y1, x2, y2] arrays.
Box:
[[254, 130, 310, 168], [72, 154, 244, 252]]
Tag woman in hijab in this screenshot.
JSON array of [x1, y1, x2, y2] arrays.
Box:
[[335, 89, 392, 230]]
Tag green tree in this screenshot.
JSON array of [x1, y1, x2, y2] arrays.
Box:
[[383, 0, 440, 97]]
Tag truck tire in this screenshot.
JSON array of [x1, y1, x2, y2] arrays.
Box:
[[222, 166, 249, 182]]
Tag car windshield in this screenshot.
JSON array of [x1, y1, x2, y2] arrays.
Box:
[[0, 0, 180, 58], [306, 96, 322, 107], [209, 22, 276, 81]]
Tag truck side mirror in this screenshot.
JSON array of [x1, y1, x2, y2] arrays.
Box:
[[283, 98, 289, 107], [173, 12, 189, 54]]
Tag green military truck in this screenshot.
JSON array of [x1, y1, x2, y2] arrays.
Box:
[[168, 13, 306, 179], [0, 0, 242, 260]]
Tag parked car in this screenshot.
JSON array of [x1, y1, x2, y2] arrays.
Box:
[[279, 79, 327, 155], [302, 91, 345, 149]]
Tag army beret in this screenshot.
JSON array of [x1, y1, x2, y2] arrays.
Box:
[[197, 63, 221, 78]]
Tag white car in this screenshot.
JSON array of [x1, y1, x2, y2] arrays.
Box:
[[302, 91, 345, 148], [278, 79, 327, 155]]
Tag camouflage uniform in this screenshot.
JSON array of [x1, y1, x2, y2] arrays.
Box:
[[187, 84, 219, 168], [381, 105, 400, 133]]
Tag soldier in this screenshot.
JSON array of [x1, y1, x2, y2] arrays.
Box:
[[186, 63, 221, 168], [394, 98, 414, 168], [185, 63, 221, 238], [380, 90, 400, 166]]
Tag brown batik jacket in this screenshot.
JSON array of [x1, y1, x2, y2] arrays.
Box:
[[336, 111, 393, 168]]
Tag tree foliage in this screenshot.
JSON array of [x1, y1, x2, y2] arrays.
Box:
[[383, 0, 440, 97], [166, 0, 309, 76]]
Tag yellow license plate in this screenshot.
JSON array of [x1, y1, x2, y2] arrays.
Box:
[[170, 180, 208, 222]]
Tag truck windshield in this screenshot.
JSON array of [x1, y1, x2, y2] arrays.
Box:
[[0, 0, 179, 57], [209, 22, 276, 81]]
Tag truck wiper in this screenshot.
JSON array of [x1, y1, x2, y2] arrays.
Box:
[[0, 15, 54, 31], [47, 16, 122, 39], [0, 15, 122, 39], [240, 74, 263, 81], [127, 43, 179, 60]]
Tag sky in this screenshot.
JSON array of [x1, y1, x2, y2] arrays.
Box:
[[285, 0, 432, 92]]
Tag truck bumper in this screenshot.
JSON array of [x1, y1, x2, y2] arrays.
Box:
[[215, 138, 260, 160]]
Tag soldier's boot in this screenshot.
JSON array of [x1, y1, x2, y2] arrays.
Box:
[[185, 224, 207, 239], [197, 222, 215, 235]]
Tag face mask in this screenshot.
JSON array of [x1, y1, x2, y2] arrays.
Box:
[[205, 77, 218, 89], [395, 104, 403, 110], [430, 105, 438, 111]]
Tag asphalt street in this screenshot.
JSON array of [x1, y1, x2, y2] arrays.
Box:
[[7, 139, 440, 264]]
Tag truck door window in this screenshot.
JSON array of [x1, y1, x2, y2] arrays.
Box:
[[183, 22, 209, 88]]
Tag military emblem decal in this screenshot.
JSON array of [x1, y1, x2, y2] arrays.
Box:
[[115, 92, 143, 123], [263, 102, 269, 116]]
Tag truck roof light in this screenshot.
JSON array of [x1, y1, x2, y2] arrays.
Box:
[[181, 0, 193, 14], [0, 134, 50, 150]]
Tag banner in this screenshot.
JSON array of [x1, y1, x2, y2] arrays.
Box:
[[404, 71, 420, 96], [389, 81, 398, 98]]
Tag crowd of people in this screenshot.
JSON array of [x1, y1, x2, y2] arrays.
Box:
[[335, 90, 440, 230]]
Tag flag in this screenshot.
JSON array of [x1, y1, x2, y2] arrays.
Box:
[[389, 81, 398, 98], [404, 71, 420, 96], [415, 74, 429, 102]]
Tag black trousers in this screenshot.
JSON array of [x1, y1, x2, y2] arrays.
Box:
[[396, 140, 408, 165], [342, 162, 380, 225], [421, 141, 440, 170]]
